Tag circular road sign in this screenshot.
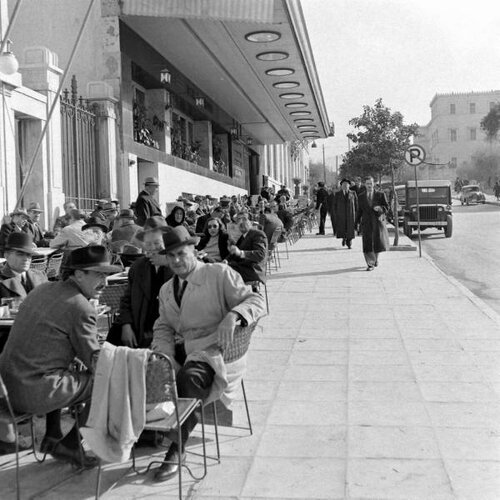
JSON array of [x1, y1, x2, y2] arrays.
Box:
[[405, 144, 426, 166]]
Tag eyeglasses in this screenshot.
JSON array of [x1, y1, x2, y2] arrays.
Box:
[[207, 224, 219, 229]]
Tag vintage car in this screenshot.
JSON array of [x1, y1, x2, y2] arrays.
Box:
[[459, 185, 486, 205], [403, 180, 453, 238]]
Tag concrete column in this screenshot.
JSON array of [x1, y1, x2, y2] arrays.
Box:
[[193, 120, 213, 169], [87, 81, 118, 200], [19, 46, 63, 228]]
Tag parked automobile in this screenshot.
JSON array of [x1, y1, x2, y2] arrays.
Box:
[[403, 180, 453, 238], [459, 185, 486, 205]]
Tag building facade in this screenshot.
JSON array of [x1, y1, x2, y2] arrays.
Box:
[[416, 90, 500, 181], [6, 0, 330, 224]]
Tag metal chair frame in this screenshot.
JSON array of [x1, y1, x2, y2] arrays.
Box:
[[94, 351, 207, 500], [46, 251, 64, 280]]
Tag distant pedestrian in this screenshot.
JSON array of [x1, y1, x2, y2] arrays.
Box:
[[355, 176, 389, 271], [134, 177, 162, 226], [332, 179, 358, 249], [350, 177, 366, 197], [494, 181, 500, 201], [315, 182, 329, 235]]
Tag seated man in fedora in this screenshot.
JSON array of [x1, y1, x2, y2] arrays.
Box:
[[107, 216, 173, 348], [0, 208, 30, 257], [0, 232, 48, 301], [151, 226, 266, 482], [110, 209, 142, 245], [0, 246, 122, 467], [24, 202, 49, 247]]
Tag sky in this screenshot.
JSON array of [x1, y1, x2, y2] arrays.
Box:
[[302, 0, 500, 169]]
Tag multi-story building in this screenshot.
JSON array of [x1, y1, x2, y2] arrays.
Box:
[[416, 90, 500, 181], [2, 0, 331, 225]]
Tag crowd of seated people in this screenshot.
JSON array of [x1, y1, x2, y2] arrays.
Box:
[[0, 185, 311, 471]]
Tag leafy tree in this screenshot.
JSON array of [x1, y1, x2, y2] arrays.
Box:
[[471, 150, 500, 184], [480, 103, 500, 141], [308, 161, 336, 187]]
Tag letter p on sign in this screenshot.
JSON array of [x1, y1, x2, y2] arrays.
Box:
[[405, 145, 426, 166]]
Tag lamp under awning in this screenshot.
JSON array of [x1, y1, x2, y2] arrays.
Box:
[[121, 0, 275, 23]]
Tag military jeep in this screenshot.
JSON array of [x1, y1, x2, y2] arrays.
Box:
[[403, 180, 453, 238]]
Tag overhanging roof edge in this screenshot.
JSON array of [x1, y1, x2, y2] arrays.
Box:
[[283, 0, 331, 138]]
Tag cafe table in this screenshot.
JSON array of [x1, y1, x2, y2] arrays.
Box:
[[33, 247, 58, 257]]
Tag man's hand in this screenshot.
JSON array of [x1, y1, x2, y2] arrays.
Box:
[[216, 312, 239, 350], [228, 245, 242, 258], [121, 324, 138, 347]]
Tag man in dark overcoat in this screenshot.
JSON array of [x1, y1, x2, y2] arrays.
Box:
[[315, 181, 329, 235], [134, 177, 162, 226], [0, 246, 121, 467], [332, 179, 358, 249], [109, 216, 173, 348], [355, 176, 390, 270]]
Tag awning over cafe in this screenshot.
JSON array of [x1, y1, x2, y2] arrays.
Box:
[[120, 0, 330, 145], [121, 0, 275, 23]]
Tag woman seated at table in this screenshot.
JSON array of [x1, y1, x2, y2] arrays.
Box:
[[195, 216, 229, 263]]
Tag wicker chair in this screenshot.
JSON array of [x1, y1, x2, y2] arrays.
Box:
[[95, 351, 207, 500], [99, 283, 127, 323], [29, 255, 47, 272], [46, 252, 64, 280]]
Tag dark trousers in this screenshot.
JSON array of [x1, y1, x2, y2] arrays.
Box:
[[318, 207, 328, 234], [174, 344, 215, 447]]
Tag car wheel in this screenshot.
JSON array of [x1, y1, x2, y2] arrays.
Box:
[[403, 218, 412, 238], [445, 215, 453, 238]]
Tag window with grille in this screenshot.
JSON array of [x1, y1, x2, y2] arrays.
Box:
[[450, 103, 456, 114], [470, 103, 475, 114], [450, 129, 457, 142]]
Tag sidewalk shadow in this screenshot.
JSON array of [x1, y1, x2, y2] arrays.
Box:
[[288, 246, 340, 253], [269, 266, 364, 280]]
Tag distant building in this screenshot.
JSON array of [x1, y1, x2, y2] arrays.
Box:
[[416, 90, 500, 181]]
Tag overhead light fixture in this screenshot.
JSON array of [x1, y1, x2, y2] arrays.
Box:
[[265, 68, 295, 76], [294, 118, 314, 123], [195, 96, 205, 107], [297, 124, 316, 129], [273, 81, 300, 89], [0, 39, 18, 75], [160, 68, 171, 84], [245, 31, 281, 43], [280, 92, 304, 99], [311, 141, 318, 148], [246, 137, 253, 146], [285, 102, 307, 108], [256, 51, 289, 61], [290, 110, 311, 116]]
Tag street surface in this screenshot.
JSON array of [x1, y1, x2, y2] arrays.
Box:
[[418, 203, 500, 316]]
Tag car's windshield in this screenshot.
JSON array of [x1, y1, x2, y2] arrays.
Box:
[[407, 186, 449, 202], [463, 186, 479, 192]]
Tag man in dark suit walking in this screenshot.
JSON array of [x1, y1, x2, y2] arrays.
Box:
[[355, 176, 390, 271], [134, 177, 162, 226], [332, 179, 358, 249], [315, 182, 329, 235], [227, 211, 268, 284]]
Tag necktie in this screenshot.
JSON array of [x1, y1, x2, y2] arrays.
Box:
[[368, 192, 373, 205], [20, 273, 27, 288], [174, 276, 188, 307]]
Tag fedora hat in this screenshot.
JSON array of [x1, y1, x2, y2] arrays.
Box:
[[9, 208, 29, 219], [135, 216, 170, 242], [27, 202, 43, 213], [340, 178, 352, 185], [117, 209, 135, 220], [82, 217, 109, 233], [144, 176, 159, 186], [121, 244, 142, 256], [64, 245, 122, 273], [159, 226, 197, 254], [5, 232, 35, 254]]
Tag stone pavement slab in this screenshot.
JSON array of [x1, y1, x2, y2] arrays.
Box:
[[2, 222, 500, 499]]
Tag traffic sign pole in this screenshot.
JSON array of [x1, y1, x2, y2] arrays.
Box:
[[414, 164, 422, 258]]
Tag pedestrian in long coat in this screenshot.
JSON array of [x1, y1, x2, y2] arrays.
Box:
[[333, 179, 358, 248], [355, 176, 389, 270], [134, 177, 162, 226]]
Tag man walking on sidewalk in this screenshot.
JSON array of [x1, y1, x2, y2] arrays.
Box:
[[355, 176, 389, 270], [332, 179, 358, 249], [315, 182, 329, 235]]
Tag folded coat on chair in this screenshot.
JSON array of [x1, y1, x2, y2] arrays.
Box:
[[80, 342, 150, 463]]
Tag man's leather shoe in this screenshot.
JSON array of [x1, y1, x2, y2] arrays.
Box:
[[154, 448, 186, 482], [366, 266, 374, 271], [50, 441, 98, 469], [342, 239, 346, 246], [315, 232, 324, 235]]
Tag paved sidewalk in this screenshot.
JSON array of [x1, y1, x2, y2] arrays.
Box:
[[2, 223, 500, 499]]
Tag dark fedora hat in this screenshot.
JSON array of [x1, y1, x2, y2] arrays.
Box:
[[340, 178, 352, 185], [82, 217, 109, 233], [64, 245, 122, 273], [27, 202, 43, 213], [135, 216, 169, 242], [117, 209, 135, 220], [159, 226, 198, 254], [9, 208, 29, 219], [5, 232, 35, 254]]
